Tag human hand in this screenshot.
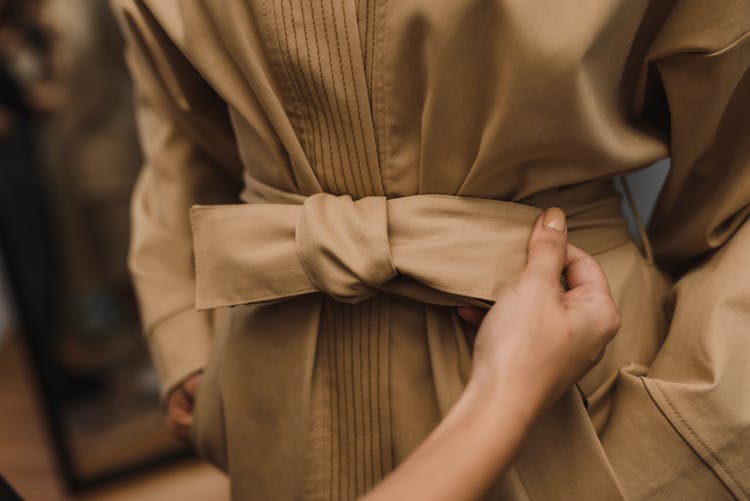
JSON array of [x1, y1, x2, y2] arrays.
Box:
[[166, 372, 202, 442], [458, 207, 620, 417]]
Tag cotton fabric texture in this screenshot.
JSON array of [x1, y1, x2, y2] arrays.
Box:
[[113, 1, 750, 499]]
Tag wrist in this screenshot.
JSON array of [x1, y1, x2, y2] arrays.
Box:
[[464, 367, 545, 431], [431, 374, 541, 484]]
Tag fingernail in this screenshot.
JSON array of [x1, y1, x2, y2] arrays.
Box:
[[542, 207, 566, 232]]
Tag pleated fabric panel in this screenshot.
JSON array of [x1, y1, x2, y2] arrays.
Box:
[[263, 0, 383, 198], [306, 296, 393, 500]]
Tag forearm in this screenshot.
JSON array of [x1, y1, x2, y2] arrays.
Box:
[[362, 378, 539, 501]]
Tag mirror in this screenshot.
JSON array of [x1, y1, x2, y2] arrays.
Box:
[[0, 0, 187, 490]]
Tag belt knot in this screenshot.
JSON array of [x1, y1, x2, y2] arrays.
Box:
[[295, 194, 397, 303]]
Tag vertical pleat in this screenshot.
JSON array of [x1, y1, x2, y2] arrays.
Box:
[[262, 0, 382, 198], [308, 296, 391, 500], [356, 0, 378, 105]]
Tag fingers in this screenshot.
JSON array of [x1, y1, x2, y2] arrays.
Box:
[[563, 243, 620, 336], [167, 388, 194, 440], [563, 243, 611, 295], [524, 208, 568, 283], [166, 375, 203, 442], [457, 307, 486, 326], [181, 373, 202, 403]]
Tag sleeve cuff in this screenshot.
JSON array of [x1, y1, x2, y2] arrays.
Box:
[[145, 307, 214, 400]]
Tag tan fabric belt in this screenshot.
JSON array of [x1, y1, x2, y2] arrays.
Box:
[[191, 179, 631, 311]]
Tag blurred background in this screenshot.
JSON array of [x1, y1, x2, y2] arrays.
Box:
[[0, 0, 669, 500], [0, 0, 226, 499]]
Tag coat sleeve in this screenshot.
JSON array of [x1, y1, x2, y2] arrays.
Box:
[[605, 5, 750, 496], [115, 2, 243, 397], [647, 18, 750, 273]]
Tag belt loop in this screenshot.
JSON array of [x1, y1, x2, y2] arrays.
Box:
[[618, 176, 654, 265]]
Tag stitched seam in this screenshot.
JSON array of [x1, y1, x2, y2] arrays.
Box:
[[355, 304, 363, 495], [339, 0, 370, 196], [367, 298, 376, 483], [340, 0, 377, 195], [328, 302, 342, 500], [331, 0, 366, 197], [324, 303, 334, 500], [375, 296, 384, 477], [191, 209, 203, 311], [646, 379, 747, 498], [349, 305, 361, 495], [332, 302, 342, 499], [308, 1, 343, 194], [278, 0, 308, 168], [296, 0, 331, 191], [278, 0, 315, 177], [322, 0, 357, 194], [341, 305, 354, 497], [345, 307, 351, 496], [362, 0, 371, 97], [364, 301, 374, 489], [338, 303, 351, 498], [269, 0, 310, 171], [325, 0, 358, 195], [376, 0, 389, 196], [284, 0, 320, 180], [324, 308, 334, 500], [368, 0, 376, 104]]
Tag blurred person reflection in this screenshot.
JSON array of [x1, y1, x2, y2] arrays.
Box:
[[46, 0, 145, 390], [0, 0, 67, 398], [2, 0, 186, 487]]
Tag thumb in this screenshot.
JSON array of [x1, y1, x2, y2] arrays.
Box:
[[525, 207, 568, 282]]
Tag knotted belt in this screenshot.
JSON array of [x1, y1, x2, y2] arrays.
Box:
[[191, 179, 631, 311], [189, 178, 632, 501]]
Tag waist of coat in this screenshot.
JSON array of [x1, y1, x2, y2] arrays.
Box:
[[189, 179, 631, 310]]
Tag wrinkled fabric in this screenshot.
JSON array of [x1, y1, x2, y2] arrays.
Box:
[[113, 0, 750, 499]]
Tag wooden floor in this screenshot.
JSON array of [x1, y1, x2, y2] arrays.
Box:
[[0, 333, 229, 501]]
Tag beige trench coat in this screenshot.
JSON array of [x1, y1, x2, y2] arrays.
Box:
[[113, 0, 750, 499]]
